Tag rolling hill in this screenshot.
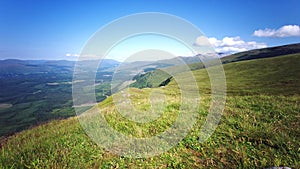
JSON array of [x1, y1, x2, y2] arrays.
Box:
[[131, 43, 300, 89], [221, 43, 300, 63], [0, 45, 299, 168]]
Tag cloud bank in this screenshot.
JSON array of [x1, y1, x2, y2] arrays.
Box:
[[253, 25, 300, 37], [201, 36, 267, 54]]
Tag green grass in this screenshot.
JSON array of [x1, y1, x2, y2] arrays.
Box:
[[0, 53, 299, 168], [130, 69, 172, 88]]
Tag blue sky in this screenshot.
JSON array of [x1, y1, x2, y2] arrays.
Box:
[[0, 0, 299, 60]]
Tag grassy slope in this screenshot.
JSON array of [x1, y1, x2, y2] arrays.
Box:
[[0, 53, 299, 168], [130, 70, 172, 88], [131, 43, 300, 89]]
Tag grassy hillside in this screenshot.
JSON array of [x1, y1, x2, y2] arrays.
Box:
[[130, 69, 172, 88], [132, 43, 300, 89], [0, 53, 299, 168]]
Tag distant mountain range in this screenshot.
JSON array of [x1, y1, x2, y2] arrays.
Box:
[[0, 59, 120, 75], [1, 43, 300, 76], [221, 43, 300, 63]]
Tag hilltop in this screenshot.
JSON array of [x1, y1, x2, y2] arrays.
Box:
[[221, 43, 300, 63]]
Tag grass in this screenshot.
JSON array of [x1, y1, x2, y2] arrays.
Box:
[[130, 69, 172, 88], [0, 53, 299, 168]]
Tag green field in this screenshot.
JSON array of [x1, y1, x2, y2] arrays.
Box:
[[0, 52, 299, 168]]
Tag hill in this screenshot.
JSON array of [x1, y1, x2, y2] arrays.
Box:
[[131, 43, 300, 89], [221, 43, 300, 63], [0, 51, 299, 168]]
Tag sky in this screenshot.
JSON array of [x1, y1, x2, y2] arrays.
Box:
[[0, 0, 300, 60]]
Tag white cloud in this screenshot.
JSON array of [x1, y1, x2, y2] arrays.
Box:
[[204, 36, 267, 54], [253, 25, 300, 37], [195, 36, 211, 46], [65, 53, 80, 57]]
